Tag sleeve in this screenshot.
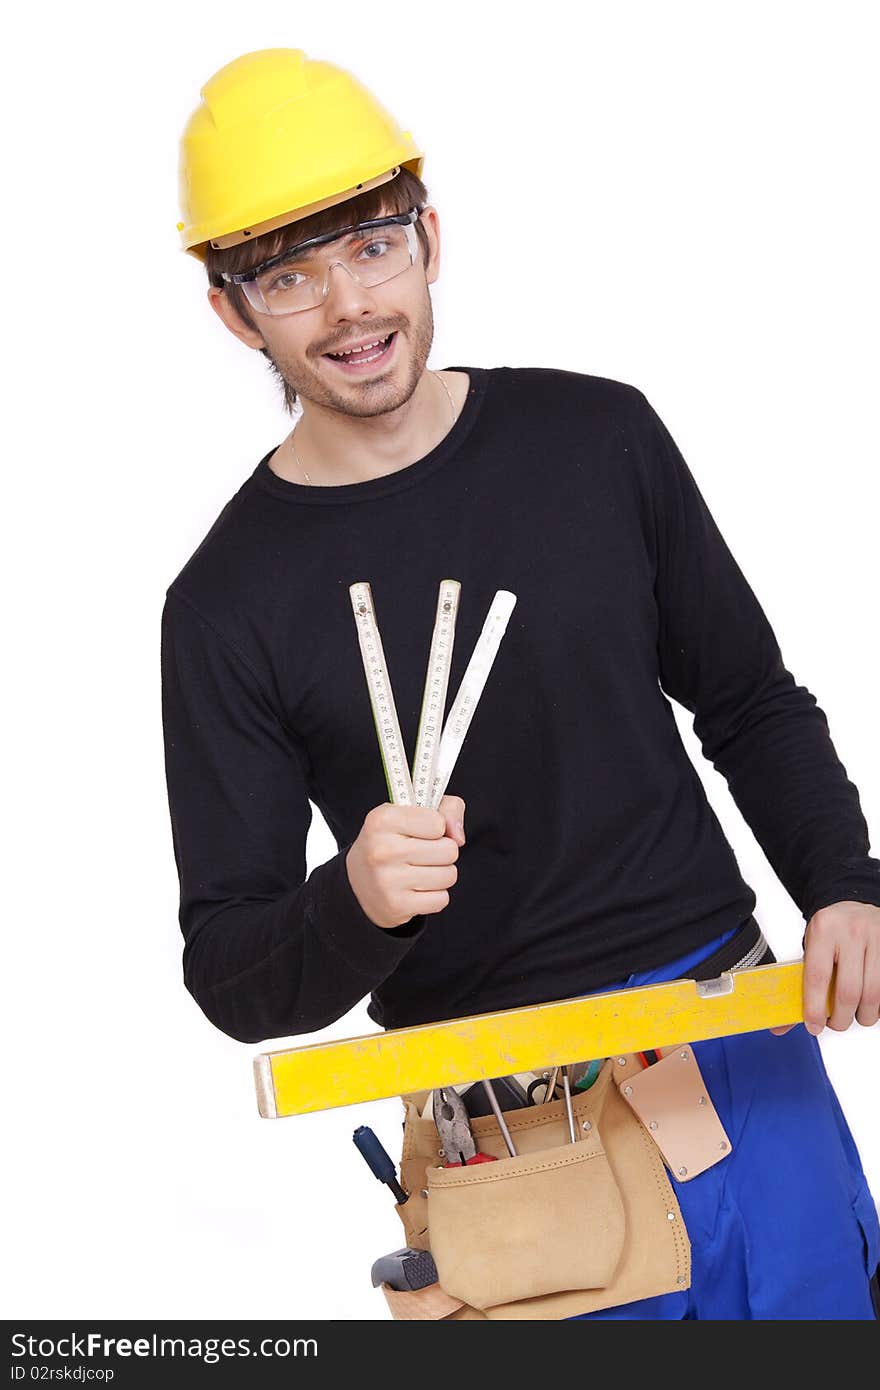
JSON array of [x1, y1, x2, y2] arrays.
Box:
[[160, 587, 426, 1044], [630, 390, 880, 925]]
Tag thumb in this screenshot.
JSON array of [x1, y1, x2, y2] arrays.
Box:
[[438, 794, 466, 845], [769, 1023, 796, 1036]]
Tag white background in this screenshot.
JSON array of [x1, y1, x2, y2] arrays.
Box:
[[4, 0, 878, 1322]]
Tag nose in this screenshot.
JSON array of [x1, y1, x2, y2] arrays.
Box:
[[320, 259, 378, 316]]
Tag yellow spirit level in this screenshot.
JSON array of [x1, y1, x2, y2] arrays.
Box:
[[254, 960, 814, 1118]]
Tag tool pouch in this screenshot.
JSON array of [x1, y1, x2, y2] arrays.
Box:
[[385, 1053, 690, 1319], [428, 1137, 624, 1308]]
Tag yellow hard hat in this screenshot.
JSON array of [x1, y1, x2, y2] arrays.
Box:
[[176, 48, 425, 261]]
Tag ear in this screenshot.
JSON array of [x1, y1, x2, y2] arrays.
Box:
[[207, 286, 267, 351], [418, 205, 441, 287]]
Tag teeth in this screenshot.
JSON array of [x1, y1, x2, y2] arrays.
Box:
[[330, 335, 389, 358]]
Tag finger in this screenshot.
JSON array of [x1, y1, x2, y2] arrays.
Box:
[[403, 837, 460, 866], [388, 806, 447, 838], [404, 863, 459, 891], [827, 947, 865, 1033], [438, 793, 466, 844], [769, 1023, 796, 1036], [802, 930, 836, 1035], [856, 930, 880, 1027]]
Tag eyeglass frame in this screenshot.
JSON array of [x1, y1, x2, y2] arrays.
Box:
[[218, 206, 424, 316]]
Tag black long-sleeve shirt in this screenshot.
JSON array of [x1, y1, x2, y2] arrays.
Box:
[[160, 365, 880, 1043]]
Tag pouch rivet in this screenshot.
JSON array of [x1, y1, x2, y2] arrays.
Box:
[[623, 1085, 633, 1096], [698, 1096, 706, 1105], [677, 1276, 686, 1285], [582, 1120, 592, 1132], [680, 1050, 689, 1059], [667, 1211, 676, 1221], [678, 1166, 688, 1176], [719, 1141, 728, 1151], [438, 1148, 445, 1157], [617, 1056, 627, 1065], [421, 1189, 428, 1198], [649, 1120, 659, 1130]]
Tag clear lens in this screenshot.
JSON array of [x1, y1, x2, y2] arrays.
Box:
[[246, 221, 416, 316]]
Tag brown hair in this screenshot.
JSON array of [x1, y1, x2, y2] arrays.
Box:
[[205, 166, 431, 414]]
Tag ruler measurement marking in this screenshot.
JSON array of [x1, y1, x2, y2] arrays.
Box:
[[349, 582, 414, 804], [412, 580, 461, 807]]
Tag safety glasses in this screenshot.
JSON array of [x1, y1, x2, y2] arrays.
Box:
[[220, 208, 423, 316]]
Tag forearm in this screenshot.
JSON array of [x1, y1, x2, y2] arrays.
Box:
[[696, 658, 880, 922], [181, 848, 424, 1044]]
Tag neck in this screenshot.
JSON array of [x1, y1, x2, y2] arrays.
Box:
[[271, 368, 464, 487]]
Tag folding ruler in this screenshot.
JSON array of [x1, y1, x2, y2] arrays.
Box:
[[348, 578, 516, 808]]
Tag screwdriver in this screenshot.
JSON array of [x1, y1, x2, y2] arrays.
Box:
[[561, 1065, 576, 1143], [353, 1125, 409, 1204], [480, 1080, 518, 1156]]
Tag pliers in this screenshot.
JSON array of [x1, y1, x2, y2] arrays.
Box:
[[432, 1087, 498, 1167]]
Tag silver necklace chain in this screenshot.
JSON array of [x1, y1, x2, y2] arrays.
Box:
[[289, 369, 458, 486]]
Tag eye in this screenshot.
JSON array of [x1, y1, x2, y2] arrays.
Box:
[[358, 237, 392, 259], [266, 269, 305, 293]]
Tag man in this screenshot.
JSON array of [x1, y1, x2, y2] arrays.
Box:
[[162, 47, 879, 1318]]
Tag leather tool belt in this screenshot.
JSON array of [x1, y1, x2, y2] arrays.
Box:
[[382, 917, 774, 1320]]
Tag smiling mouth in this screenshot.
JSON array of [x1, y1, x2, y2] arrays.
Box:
[[323, 332, 397, 372]]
